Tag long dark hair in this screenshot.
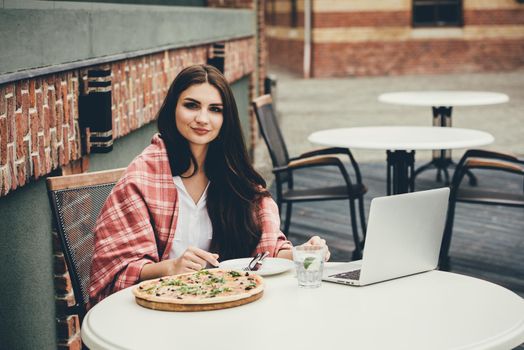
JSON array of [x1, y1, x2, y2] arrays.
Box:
[[157, 64, 269, 260]]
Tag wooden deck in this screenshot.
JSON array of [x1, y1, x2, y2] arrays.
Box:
[[269, 161, 524, 298]]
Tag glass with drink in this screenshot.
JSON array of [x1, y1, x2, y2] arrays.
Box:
[[292, 245, 325, 288]]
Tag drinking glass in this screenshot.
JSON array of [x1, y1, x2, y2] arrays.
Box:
[[292, 245, 325, 288]]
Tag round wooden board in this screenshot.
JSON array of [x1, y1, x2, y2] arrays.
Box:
[[135, 290, 264, 312]]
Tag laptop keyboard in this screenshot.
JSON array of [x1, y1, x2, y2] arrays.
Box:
[[330, 269, 361, 280]]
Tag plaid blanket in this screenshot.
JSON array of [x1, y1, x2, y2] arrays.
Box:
[[89, 134, 291, 305]]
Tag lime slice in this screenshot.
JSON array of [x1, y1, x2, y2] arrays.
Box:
[[303, 257, 316, 270]]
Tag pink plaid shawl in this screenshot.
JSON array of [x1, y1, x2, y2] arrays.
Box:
[[89, 134, 291, 305]]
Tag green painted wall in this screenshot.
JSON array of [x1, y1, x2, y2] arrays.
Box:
[[0, 3, 254, 76], [0, 78, 250, 349], [0, 179, 57, 350], [52, 0, 206, 6]]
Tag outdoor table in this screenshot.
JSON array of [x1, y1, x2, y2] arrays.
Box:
[[81, 266, 524, 350], [308, 126, 494, 195], [378, 91, 509, 184]]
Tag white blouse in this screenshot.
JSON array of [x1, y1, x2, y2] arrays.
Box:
[[168, 176, 213, 259]]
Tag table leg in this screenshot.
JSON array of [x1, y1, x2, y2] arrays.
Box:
[[413, 106, 478, 186], [387, 150, 415, 195]]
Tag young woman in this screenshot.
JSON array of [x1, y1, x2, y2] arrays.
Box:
[[89, 64, 330, 305]]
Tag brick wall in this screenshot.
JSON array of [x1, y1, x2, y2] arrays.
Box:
[[0, 73, 81, 196], [266, 2, 524, 77], [0, 39, 258, 198], [111, 47, 209, 138], [267, 37, 304, 75], [313, 39, 524, 77]]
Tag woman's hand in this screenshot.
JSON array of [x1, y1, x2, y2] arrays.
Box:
[[302, 236, 331, 261], [276, 235, 331, 261], [140, 247, 219, 281], [171, 247, 220, 275]]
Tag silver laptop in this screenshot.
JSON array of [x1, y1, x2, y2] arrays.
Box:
[[323, 187, 450, 286]]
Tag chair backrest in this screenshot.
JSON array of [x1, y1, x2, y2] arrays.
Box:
[[252, 94, 291, 169], [452, 150, 524, 207], [47, 168, 125, 317]]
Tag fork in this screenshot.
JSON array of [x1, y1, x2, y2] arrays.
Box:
[[243, 253, 262, 271], [243, 251, 269, 271], [252, 251, 270, 271]]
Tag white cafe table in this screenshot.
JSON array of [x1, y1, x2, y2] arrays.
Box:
[[308, 126, 494, 195], [81, 267, 524, 350], [378, 91, 509, 184]]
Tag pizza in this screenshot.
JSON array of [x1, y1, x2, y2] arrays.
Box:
[[132, 269, 264, 310]]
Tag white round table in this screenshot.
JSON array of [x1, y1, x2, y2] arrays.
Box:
[[378, 91, 508, 184], [308, 126, 494, 194], [81, 268, 524, 350], [378, 91, 509, 108]]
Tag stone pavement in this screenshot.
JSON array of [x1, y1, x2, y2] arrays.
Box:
[[254, 69, 524, 183]]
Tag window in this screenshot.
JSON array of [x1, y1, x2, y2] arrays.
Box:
[[290, 0, 297, 28], [267, 0, 277, 25], [413, 0, 462, 27]]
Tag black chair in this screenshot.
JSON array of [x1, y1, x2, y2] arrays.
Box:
[[252, 94, 368, 259], [47, 168, 125, 321], [440, 149, 524, 269]]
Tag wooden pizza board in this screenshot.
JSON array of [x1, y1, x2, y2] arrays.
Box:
[[135, 289, 264, 312]]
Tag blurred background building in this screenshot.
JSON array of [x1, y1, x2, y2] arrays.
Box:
[[266, 0, 524, 77]]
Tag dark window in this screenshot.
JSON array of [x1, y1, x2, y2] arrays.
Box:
[[290, 0, 297, 27], [413, 0, 462, 27], [268, 0, 277, 25]]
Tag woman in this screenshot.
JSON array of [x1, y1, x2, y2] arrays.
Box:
[[89, 64, 329, 305]]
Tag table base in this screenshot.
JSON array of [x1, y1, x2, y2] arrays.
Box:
[[386, 150, 415, 195], [413, 157, 478, 187], [413, 107, 478, 186]]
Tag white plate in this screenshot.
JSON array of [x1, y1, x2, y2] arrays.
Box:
[[219, 257, 294, 276]]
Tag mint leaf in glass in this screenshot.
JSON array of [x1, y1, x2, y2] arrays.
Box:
[[303, 257, 316, 270]]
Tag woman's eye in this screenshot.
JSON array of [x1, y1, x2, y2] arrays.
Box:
[[210, 106, 223, 113], [184, 102, 198, 110]]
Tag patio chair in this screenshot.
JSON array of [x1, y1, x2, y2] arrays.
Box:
[[252, 94, 368, 259], [47, 168, 125, 321], [439, 149, 524, 269]]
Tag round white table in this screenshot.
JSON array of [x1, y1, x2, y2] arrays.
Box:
[[81, 268, 524, 350], [378, 91, 509, 185], [308, 126, 494, 194]]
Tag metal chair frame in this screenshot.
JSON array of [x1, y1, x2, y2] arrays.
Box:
[[440, 149, 524, 269], [252, 94, 368, 259], [47, 168, 125, 321]]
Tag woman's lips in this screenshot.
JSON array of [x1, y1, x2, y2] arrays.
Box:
[[192, 128, 210, 135]]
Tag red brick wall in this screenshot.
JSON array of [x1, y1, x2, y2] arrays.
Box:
[[313, 39, 524, 77], [224, 39, 256, 83], [268, 38, 304, 75], [313, 11, 410, 28], [0, 73, 81, 196], [0, 39, 259, 197], [111, 46, 209, 138], [464, 8, 524, 25]]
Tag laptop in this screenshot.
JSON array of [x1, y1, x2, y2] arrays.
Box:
[[322, 187, 450, 286]]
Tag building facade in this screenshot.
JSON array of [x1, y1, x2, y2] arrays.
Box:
[[266, 0, 524, 77]]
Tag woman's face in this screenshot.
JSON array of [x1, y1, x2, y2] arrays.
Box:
[[175, 83, 224, 151]]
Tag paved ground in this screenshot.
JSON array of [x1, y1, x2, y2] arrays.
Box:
[[254, 69, 524, 182]]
